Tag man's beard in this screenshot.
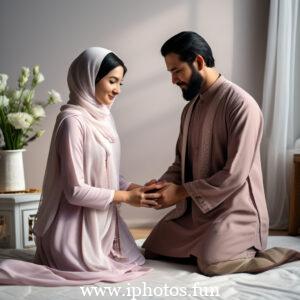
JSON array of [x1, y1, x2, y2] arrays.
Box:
[[179, 66, 203, 101]]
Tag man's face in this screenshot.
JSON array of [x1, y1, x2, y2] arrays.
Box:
[[165, 53, 203, 101]]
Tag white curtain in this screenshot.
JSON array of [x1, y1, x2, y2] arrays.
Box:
[[261, 0, 299, 229]]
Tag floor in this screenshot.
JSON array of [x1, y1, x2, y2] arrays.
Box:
[[129, 228, 152, 240]]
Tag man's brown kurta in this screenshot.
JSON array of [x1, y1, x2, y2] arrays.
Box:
[[143, 75, 269, 267]]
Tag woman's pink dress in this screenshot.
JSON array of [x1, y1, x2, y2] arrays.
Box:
[[0, 112, 150, 286]]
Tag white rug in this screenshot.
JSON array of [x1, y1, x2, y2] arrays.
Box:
[[0, 236, 299, 300]]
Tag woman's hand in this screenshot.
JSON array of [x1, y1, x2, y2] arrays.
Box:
[[113, 182, 168, 207], [126, 184, 163, 207]]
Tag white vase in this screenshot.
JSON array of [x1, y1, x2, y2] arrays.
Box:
[[0, 149, 26, 192]]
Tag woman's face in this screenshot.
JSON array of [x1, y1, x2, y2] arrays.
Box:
[[95, 66, 124, 106]]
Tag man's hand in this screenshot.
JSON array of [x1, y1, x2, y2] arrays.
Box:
[[127, 183, 142, 191], [144, 179, 157, 186], [144, 179, 167, 186], [155, 183, 188, 209]]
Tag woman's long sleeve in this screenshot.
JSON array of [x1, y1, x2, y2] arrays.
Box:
[[57, 116, 114, 210], [183, 99, 263, 214], [119, 175, 131, 191]]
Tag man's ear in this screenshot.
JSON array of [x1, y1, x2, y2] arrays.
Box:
[[195, 55, 205, 71]]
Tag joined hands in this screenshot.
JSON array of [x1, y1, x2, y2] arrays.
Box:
[[141, 179, 189, 209]]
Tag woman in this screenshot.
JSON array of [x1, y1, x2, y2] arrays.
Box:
[[0, 47, 162, 286]]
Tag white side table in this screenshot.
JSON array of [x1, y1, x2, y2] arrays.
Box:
[[0, 193, 40, 249]]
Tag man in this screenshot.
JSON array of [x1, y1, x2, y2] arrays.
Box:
[[142, 31, 300, 275]]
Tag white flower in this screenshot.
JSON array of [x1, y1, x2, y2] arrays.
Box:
[[21, 67, 30, 78], [0, 95, 9, 107], [7, 112, 33, 129], [32, 73, 44, 87], [21, 89, 33, 102], [0, 74, 8, 92], [12, 89, 33, 102], [36, 73, 44, 84], [12, 90, 22, 100], [33, 65, 40, 76], [36, 129, 45, 137], [18, 67, 30, 88], [48, 89, 62, 104], [32, 105, 45, 118]]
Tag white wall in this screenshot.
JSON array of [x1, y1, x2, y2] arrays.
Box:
[[0, 0, 269, 227]]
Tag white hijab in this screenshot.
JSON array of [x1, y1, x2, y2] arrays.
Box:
[[33, 47, 119, 237], [63, 47, 118, 149]]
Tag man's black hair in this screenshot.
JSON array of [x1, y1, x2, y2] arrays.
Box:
[[161, 31, 215, 67]]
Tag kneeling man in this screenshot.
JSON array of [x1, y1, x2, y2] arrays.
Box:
[[143, 31, 300, 275]]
